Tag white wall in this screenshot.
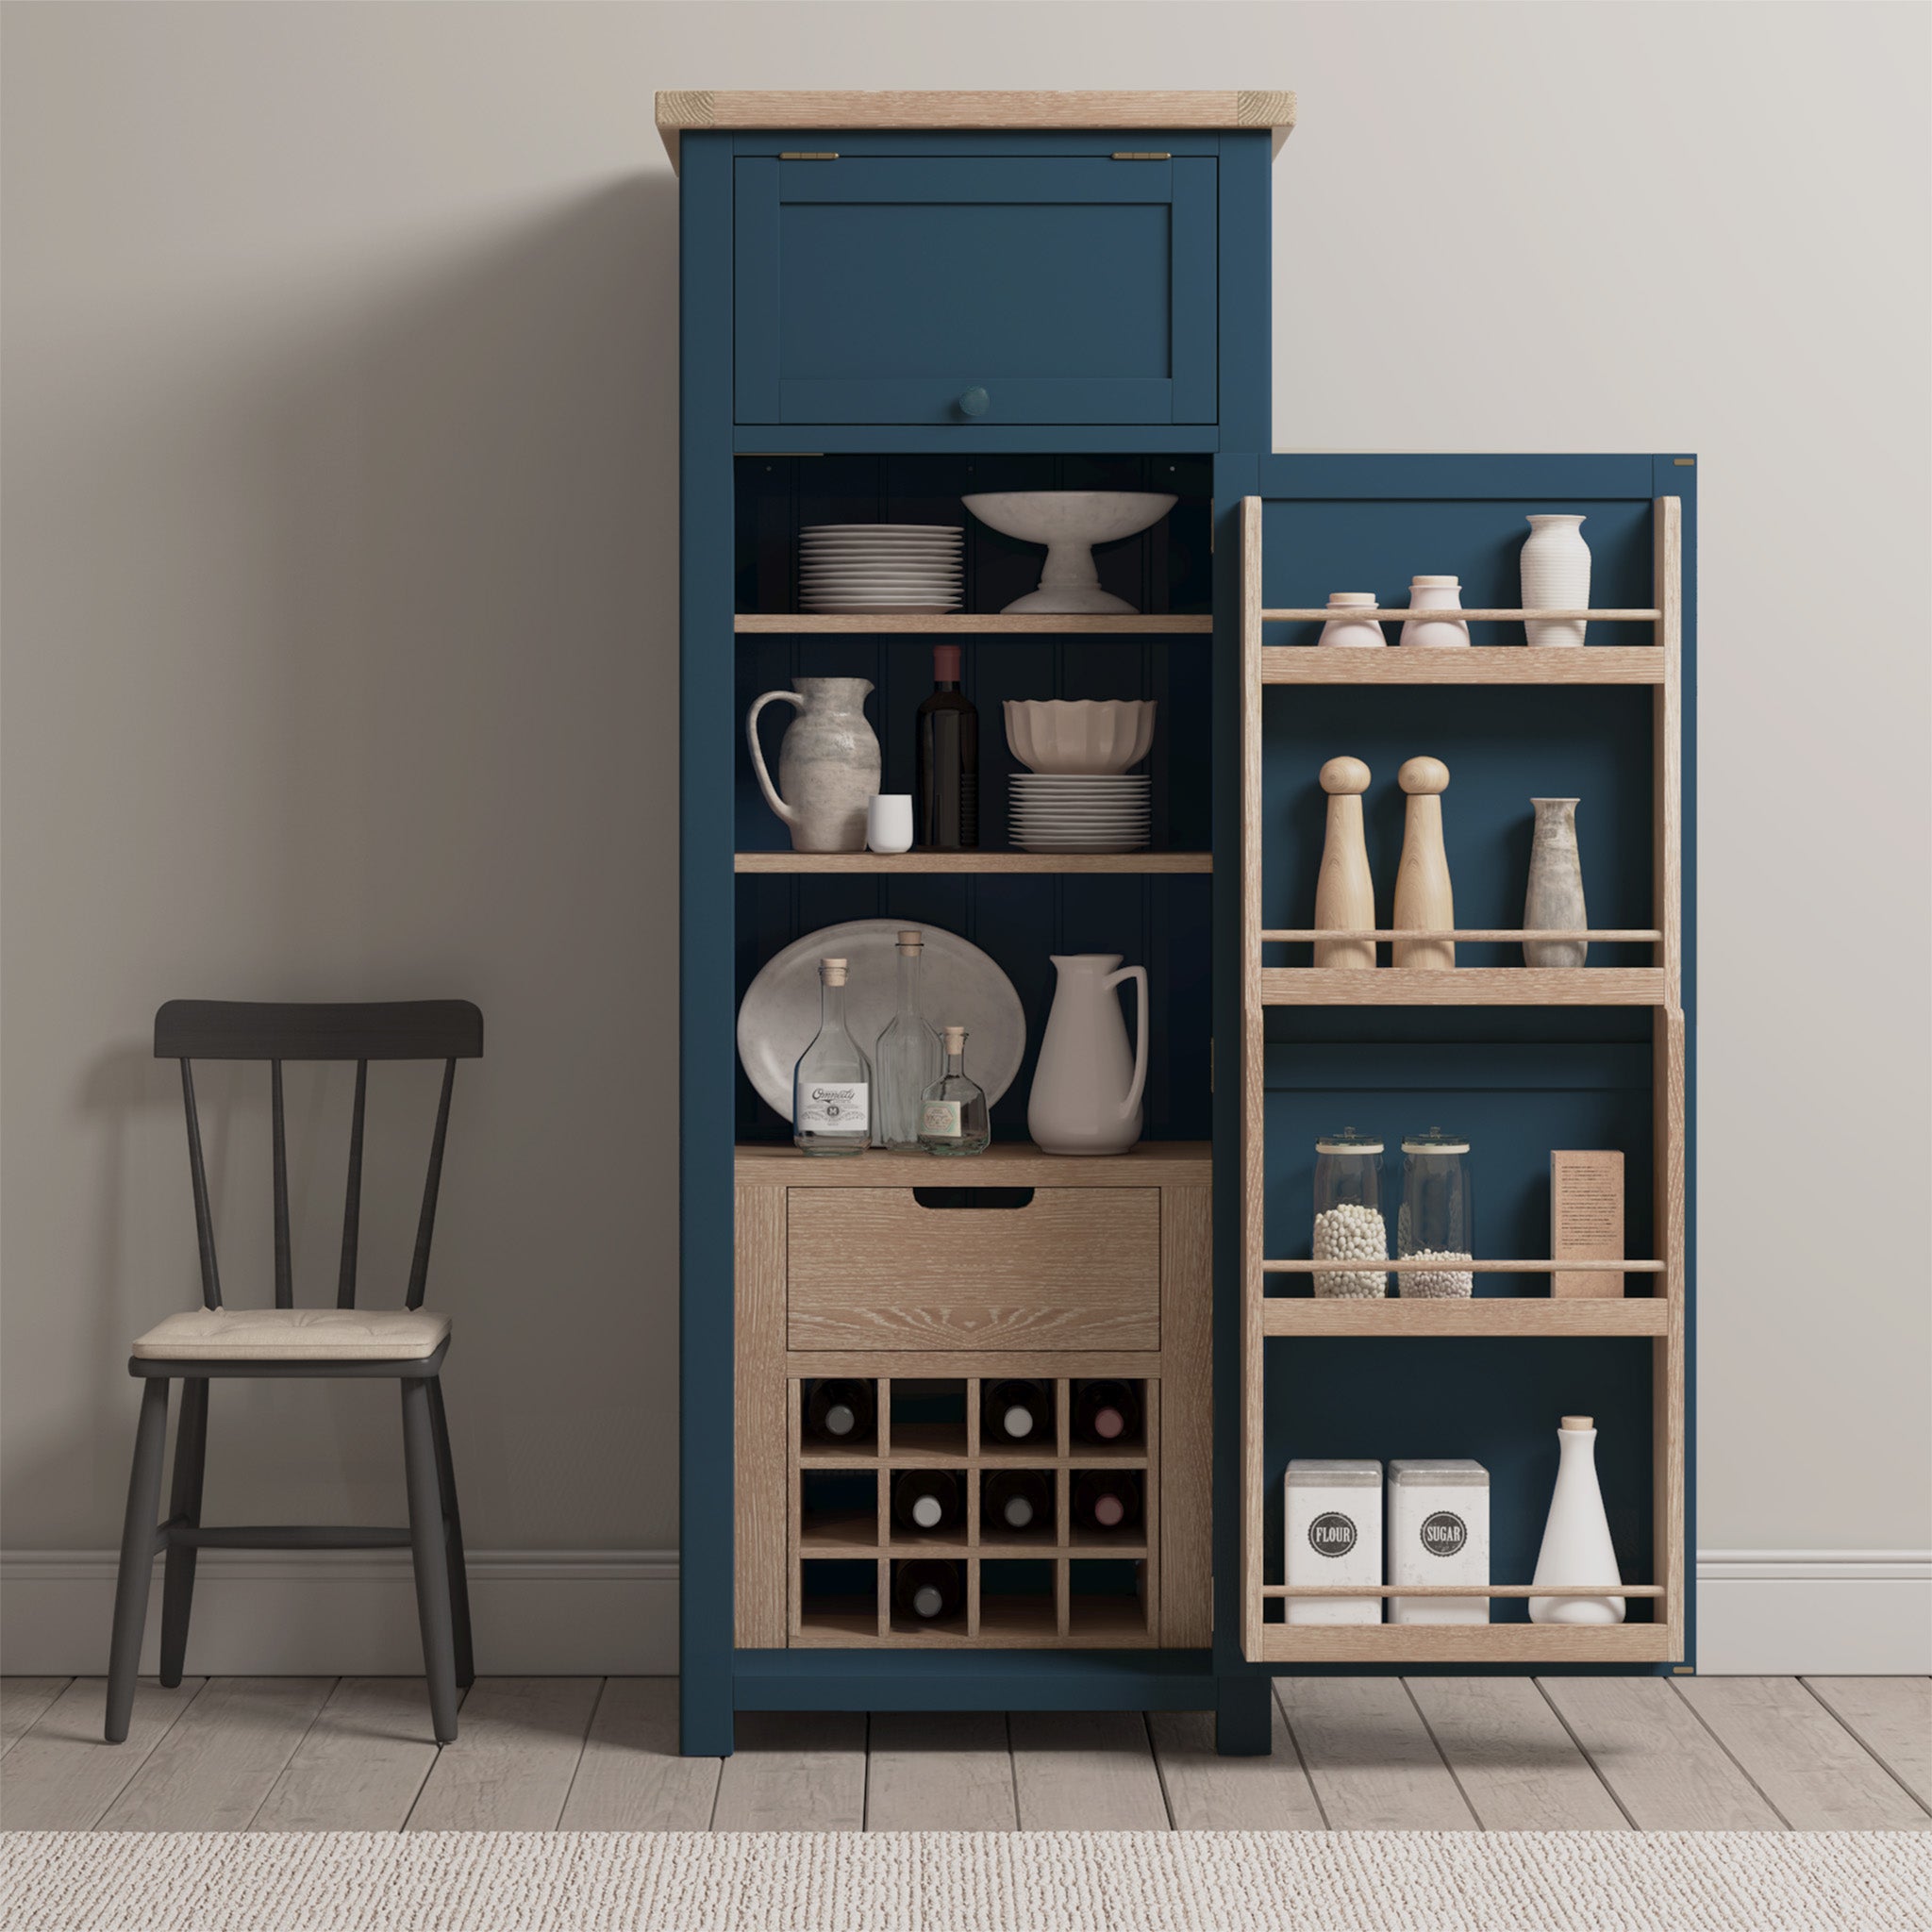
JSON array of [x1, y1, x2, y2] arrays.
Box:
[[4, 2, 1926, 1674]]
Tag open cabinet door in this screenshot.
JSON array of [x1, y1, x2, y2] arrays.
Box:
[[1228, 457, 1691, 1669]]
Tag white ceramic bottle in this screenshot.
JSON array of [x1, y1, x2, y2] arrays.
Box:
[[1528, 1415, 1625, 1624], [1398, 577, 1470, 649], [1521, 515, 1591, 648], [1317, 593, 1387, 648]]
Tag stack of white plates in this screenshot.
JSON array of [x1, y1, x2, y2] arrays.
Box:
[[799, 525, 963, 613], [1009, 774, 1152, 853]]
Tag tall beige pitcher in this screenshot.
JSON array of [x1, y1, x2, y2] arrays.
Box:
[[1027, 953, 1148, 1156], [745, 677, 880, 852]]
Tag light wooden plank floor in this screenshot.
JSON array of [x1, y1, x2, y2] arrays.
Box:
[[4, 1676, 1925, 1832]]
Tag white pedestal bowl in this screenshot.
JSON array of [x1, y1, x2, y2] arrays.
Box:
[[963, 491, 1177, 614]]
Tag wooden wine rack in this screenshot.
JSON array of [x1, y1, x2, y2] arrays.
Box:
[[732, 1143, 1211, 1653], [791, 1374, 1160, 1647]]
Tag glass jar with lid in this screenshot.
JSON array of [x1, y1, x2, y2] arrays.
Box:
[[1397, 1129, 1474, 1297], [1312, 1129, 1388, 1299]]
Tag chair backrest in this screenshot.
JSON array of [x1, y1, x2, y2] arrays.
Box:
[[153, 1001, 484, 1312]]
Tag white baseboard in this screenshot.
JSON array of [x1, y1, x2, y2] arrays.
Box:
[[1694, 1551, 1932, 1674], [8, 1547, 1925, 1677], [0, 1549, 676, 1677]]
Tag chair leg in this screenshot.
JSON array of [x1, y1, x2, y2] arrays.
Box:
[[426, 1376, 475, 1689], [105, 1378, 170, 1742], [401, 1377, 459, 1744], [158, 1377, 208, 1687]]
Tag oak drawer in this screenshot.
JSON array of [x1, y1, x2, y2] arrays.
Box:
[[786, 1187, 1160, 1350]]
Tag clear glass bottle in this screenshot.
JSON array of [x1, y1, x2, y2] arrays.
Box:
[[1397, 1128, 1474, 1297], [917, 1025, 990, 1155], [873, 929, 942, 1150], [1312, 1129, 1389, 1298], [791, 957, 871, 1155]]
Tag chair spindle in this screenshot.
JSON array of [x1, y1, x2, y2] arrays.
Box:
[[179, 1060, 223, 1311], [338, 1059, 368, 1308], [406, 1058, 457, 1310], [271, 1059, 292, 1307]]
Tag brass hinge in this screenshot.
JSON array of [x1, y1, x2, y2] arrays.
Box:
[[1112, 151, 1171, 161], [780, 151, 838, 161]]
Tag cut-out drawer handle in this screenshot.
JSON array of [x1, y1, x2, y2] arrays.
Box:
[[958, 386, 990, 419], [912, 1187, 1035, 1211]]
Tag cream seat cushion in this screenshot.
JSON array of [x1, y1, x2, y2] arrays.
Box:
[[131, 1307, 451, 1361]]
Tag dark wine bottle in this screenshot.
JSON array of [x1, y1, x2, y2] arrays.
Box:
[[982, 1378, 1052, 1445], [1073, 1379, 1141, 1445], [983, 1470, 1053, 1535], [893, 1558, 963, 1623], [915, 643, 978, 849], [806, 1378, 874, 1443], [1073, 1471, 1143, 1534], [892, 1470, 960, 1534]]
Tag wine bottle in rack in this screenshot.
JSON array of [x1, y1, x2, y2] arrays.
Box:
[[805, 1378, 874, 1443], [1073, 1379, 1141, 1445], [892, 1470, 960, 1534], [893, 1559, 963, 1623], [983, 1470, 1053, 1536], [1074, 1471, 1143, 1534], [982, 1378, 1052, 1445]]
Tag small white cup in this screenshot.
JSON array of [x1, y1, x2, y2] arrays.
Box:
[[867, 794, 913, 854]]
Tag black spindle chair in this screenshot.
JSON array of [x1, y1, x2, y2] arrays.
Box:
[[105, 1000, 484, 1745]]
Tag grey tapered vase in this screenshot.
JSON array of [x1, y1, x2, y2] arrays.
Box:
[[1524, 797, 1587, 967]]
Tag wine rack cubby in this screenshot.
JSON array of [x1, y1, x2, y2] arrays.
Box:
[[790, 1374, 1159, 1647]]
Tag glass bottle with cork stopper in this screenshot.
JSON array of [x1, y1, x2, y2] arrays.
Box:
[[918, 1025, 990, 1155], [791, 957, 871, 1155]]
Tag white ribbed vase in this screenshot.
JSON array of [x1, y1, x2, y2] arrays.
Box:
[[1521, 515, 1591, 648]]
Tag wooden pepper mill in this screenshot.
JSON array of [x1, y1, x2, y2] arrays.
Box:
[[1314, 757, 1376, 969], [1393, 757, 1455, 969]]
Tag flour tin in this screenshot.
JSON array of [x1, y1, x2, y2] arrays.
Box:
[[1387, 1458, 1490, 1624], [1284, 1459, 1383, 1624]]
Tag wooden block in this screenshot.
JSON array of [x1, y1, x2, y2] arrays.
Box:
[[1552, 1151, 1624, 1297]]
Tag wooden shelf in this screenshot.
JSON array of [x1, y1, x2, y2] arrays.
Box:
[[734, 612, 1212, 634], [735, 851, 1210, 874], [1260, 646, 1664, 685], [1260, 967, 1667, 1006], [1265, 1258, 1661, 1275], [1261, 1299, 1668, 1338], [1256, 1622, 1675, 1664]]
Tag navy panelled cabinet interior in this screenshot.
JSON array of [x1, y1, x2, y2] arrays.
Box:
[[673, 92, 1694, 1757]]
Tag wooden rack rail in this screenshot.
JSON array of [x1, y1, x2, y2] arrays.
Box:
[[1265, 1582, 1662, 1598], [1260, 928, 1659, 944], [1263, 1258, 1659, 1274], [1259, 608, 1659, 623]]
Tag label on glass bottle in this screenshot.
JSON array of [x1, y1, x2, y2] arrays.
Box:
[[919, 1099, 962, 1139], [798, 1083, 868, 1133]]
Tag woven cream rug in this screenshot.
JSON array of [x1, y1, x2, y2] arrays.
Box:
[[4, 1829, 1924, 1931]]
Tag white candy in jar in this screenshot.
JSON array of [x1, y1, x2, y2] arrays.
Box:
[[1312, 1202, 1389, 1299]]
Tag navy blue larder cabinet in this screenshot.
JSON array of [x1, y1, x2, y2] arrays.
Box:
[[674, 94, 1693, 1757]]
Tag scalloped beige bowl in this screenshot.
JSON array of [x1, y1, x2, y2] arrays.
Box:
[[1004, 700, 1157, 775]]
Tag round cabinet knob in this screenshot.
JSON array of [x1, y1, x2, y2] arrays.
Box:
[[958, 386, 990, 419]]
